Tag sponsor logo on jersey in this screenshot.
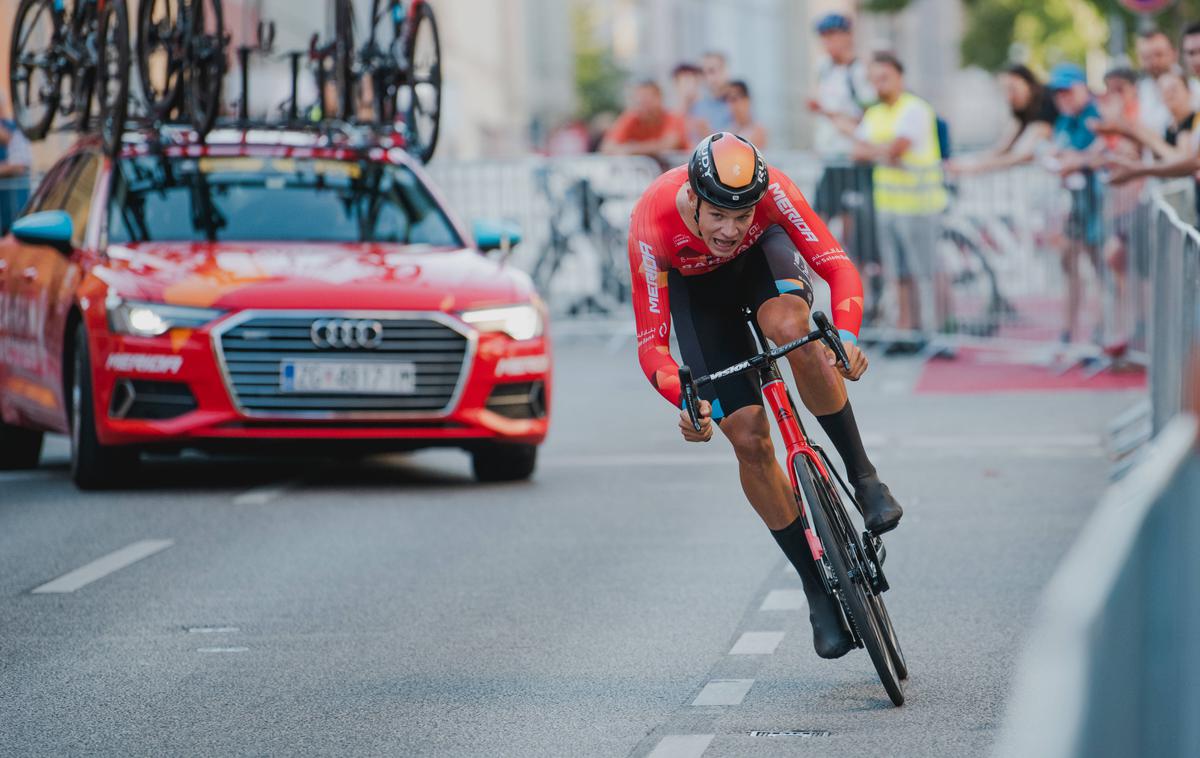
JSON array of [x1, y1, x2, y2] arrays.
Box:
[[636, 327, 656, 347], [768, 183, 819, 242], [640, 241, 661, 314], [810, 247, 849, 267], [673, 234, 692, 248]]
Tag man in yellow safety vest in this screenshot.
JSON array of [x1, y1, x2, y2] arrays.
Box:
[[847, 51, 947, 353]]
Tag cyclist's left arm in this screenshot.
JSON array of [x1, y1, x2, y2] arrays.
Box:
[[762, 169, 864, 343]]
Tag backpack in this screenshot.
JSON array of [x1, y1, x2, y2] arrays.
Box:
[[935, 116, 952, 160]]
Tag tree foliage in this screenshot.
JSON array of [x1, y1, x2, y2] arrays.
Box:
[[571, 3, 627, 120], [873, 0, 1200, 72]]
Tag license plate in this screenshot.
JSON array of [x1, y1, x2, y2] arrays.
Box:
[[280, 360, 417, 395]]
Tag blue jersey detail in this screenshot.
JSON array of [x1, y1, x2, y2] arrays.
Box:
[[775, 278, 806, 295], [838, 329, 858, 346]]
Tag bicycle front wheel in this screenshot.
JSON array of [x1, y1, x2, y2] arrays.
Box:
[[10, 0, 61, 139], [399, 1, 441, 162], [182, 0, 225, 138], [136, 0, 184, 118], [797, 457, 905, 706], [96, 0, 130, 158]]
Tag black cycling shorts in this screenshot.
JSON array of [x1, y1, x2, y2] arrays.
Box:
[[669, 224, 815, 422]]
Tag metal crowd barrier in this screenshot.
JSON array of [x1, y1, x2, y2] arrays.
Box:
[[993, 414, 1200, 758]]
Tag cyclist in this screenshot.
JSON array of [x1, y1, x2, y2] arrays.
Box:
[[628, 132, 903, 659]]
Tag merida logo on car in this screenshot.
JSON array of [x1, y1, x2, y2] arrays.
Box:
[[640, 241, 660, 313], [769, 183, 819, 242]]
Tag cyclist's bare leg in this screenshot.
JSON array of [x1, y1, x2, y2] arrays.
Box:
[[755, 296, 845, 415], [755, 294, 904, 534], [715, 406, 797, 530], [718, 398, 854, 658]]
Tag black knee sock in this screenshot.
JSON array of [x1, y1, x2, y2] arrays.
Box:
[[770, 516, 819, 587], [816, 400, 876, 484]]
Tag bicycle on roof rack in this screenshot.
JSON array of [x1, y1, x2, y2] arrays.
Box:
[[9, 0, 131, 157], [135, 0, 228, 139], [310, 0, 442, 162]]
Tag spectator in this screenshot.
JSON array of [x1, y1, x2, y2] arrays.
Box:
[[1134, 28, 1200, 135], [1109, 70, 1200, 222], [948, 64, 1058, 175], [1183, 22, 1200, 81], [0, 94, 32, 234], [1045, 63, 1104, 346], [849, 51, 947, 352], [693, 52, 734, 133], [808, 12, 877, 275], [724, 80, 768, 149], [1099, 67, 1142, 149], [600, 81, 687, 158], [671, 63, 711, 145]]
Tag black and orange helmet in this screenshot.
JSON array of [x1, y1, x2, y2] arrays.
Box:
[[687, 132, 769, 212]]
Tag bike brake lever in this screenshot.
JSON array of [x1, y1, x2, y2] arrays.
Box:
[[678, 366, 702, 433], [812, 311, 850, 370]]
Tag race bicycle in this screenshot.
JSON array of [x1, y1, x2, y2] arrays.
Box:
[[318, 0, 442, 162], [135, 0, 228, 138], [679, 310, 908, 706], [9, 0, 130, 157]]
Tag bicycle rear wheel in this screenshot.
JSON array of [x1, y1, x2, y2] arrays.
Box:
[[182, 0, 225, 138], [96, 0, 130, 158], [797, 457, 905, 706], [399, 1, 441, 162], [868, 590, 908, 680], [136, 0, 184, 118], [10, 0, 61, 139]]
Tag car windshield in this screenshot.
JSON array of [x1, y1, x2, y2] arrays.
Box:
[[108, 154, 462, 246]]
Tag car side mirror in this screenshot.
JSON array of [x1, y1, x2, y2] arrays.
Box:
[[473, 219, 522, 254], [12, 211, 74, 255]]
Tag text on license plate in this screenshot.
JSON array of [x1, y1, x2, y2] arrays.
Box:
[[280, 360, 417, 394]]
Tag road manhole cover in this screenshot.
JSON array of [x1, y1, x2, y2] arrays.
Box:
[[748, 730, 831, 738]]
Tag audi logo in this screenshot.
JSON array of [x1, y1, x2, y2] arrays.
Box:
[[310, 319, 385, 350]]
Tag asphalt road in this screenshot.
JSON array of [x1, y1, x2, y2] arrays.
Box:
[[0, 334, 1139, 757]]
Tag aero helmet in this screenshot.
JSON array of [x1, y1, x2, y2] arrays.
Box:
[[687, 132, 769, 216]]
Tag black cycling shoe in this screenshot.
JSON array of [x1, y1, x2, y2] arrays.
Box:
[[771, 517, 855, 659], [807, 591, 855, 659], [854, 475, 903, 534]]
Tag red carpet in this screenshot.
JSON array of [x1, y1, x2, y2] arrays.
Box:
[[914, 346, 1147, 395]]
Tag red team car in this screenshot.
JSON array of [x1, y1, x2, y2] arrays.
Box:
[[0, 129, 550, 488]]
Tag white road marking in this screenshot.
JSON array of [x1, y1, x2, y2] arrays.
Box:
[[0, 471, 53, 483], [760, 589, 806, 611], [185, 626, 239, 634], [196, 647, 249, 653], [729, 631, 785, 655], [233, 482, 294, 505], [647, 734, 715, 758], [31, 539, 174, 593], [692, 679, 755, 706]]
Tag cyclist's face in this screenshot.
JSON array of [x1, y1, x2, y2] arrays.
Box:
[[696, 201, 755, 257]]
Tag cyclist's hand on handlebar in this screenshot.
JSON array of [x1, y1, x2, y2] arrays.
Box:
[[825, 342, 869, 381], [679, 399, 714, 442]]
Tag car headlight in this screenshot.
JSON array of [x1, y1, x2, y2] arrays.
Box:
[[460, 304, 543, 341], [107, 299, 225, 337]]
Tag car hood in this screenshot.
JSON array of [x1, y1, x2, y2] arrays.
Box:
[[97, 242, 530, 312]]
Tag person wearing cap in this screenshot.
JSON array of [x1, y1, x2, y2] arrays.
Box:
[[627, 132, 904, 660], [848, 51, 946, 352], [1045, 62, 1104, 346], [808, 12, 878, 278]]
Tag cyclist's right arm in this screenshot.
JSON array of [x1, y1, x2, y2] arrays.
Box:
[[628, 200, 683, 408]]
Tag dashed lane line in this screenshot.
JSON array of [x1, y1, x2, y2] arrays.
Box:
[[692, 679, 755, 706], [760, 589, 806, 611], [646, 735, 715, 758], [31, 539, 174, 594], [233, 481, 295, 505], [729, 631, 786, 655]]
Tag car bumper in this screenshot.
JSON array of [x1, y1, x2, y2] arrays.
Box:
[[88, 314, 551, 449]]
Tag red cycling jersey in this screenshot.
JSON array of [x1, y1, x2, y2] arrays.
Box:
[[628, 165, 864, 407]]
